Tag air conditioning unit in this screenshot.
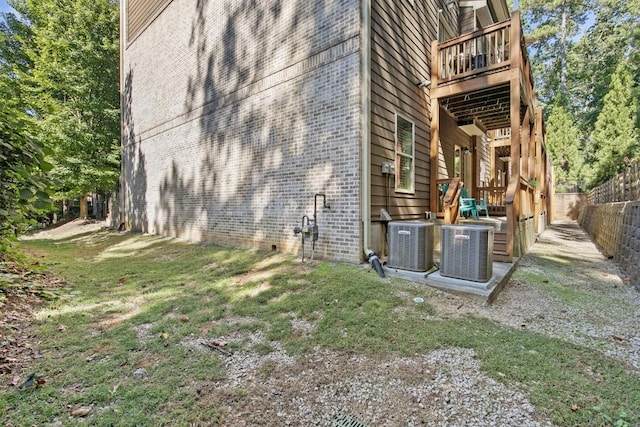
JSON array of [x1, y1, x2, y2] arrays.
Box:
[[440, 225, 493, 282], [387, 221, 434, 272]]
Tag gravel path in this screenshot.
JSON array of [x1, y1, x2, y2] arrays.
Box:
[[191, 220, 638, 426], [485, 220, 639, 370]]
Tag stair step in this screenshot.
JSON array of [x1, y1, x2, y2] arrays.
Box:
[[493, 250, 511, 262]]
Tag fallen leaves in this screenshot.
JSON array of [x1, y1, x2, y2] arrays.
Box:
[[0, 253, 70, 385], [1, 253, 68, 301]]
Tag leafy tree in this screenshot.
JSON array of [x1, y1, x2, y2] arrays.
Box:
[[5, 0, 120, 217], [585, 59, 639, 188], [27, 0, 120, 201], [1, 5, 54, 249], [1, 3, 32, 112], [519, 0, 591, 104], [0, 81, 52, 250], [571, 0, 640, 132], [545, 101, 584, 187]]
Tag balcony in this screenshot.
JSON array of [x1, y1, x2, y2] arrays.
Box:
[[430, 12, 535, 131]]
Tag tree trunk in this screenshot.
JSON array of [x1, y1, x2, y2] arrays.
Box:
[[79, 194, 89, 219]]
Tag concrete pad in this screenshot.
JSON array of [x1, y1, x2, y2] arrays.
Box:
[[384, 260, 518, 305]]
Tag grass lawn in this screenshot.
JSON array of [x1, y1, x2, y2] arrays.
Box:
[[1, 228, 638, 426]]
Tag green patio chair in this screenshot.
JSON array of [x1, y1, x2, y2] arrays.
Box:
[[460, 197, 478, 218], [459, 185, 478, 218]]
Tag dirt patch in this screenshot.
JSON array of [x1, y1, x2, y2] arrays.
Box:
[[21, 218, 107, 241]]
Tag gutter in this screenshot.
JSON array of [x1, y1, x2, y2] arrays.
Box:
[[360, 0, 371, 258], [360, 0, 384, 277]]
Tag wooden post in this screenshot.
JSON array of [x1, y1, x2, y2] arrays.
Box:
[[490, 131, 496, 187], [506, 74, 521, 260], [430, 40, 440, 216]]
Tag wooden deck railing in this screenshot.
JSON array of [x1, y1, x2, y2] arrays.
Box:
[[476, 186, 507, 214], [437, 19, 511, 82], [435, 12, 534, 106], [438, 181, 509, 218], [503, 175, 537, 259], [436, 178, 451, 217], [436, 177, 463, 223]]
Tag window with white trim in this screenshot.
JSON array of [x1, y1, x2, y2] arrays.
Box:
[[395, 114, 415, 193]]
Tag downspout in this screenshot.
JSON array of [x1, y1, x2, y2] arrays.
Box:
[[360, 0, 384, 278]]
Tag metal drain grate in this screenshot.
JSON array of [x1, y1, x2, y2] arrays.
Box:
[[332, 413, 368, 427]]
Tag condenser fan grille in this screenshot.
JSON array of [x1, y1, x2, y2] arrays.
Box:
[[440, 225, 493, 282], [387, 221, 434, 272]]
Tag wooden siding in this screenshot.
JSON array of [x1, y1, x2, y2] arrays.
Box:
[[459, 6, 475, 34], [371, 0, 457, 221], [437, 108, 472, 180], [127, 0, 173, 43]]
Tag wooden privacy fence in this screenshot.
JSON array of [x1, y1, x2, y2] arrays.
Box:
[[587, 163, 640, 204]]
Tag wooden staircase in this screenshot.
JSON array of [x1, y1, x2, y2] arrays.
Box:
[[493, 231, 510, 262]]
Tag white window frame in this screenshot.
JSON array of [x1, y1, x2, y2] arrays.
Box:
[[395, 113, 415, 194]]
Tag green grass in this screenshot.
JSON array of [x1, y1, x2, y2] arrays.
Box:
[[512, 269, 595, 304], [0, 230, 637, 426]]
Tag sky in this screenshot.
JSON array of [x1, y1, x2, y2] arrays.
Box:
[[0, 0, 14, 15]]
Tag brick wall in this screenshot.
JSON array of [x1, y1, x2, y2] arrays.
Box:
[[122, 0, 363, 262], [579, 202, 640, 288]]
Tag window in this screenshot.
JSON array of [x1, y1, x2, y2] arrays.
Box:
[[395, 114, 415, 193], [438, 12, 456, 42]]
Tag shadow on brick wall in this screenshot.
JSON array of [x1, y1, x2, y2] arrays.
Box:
[[138, 0, 362, 260], [122, 67, 148, 231]]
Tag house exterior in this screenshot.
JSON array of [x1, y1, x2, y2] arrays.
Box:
[[120, 0, 551, 264]]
